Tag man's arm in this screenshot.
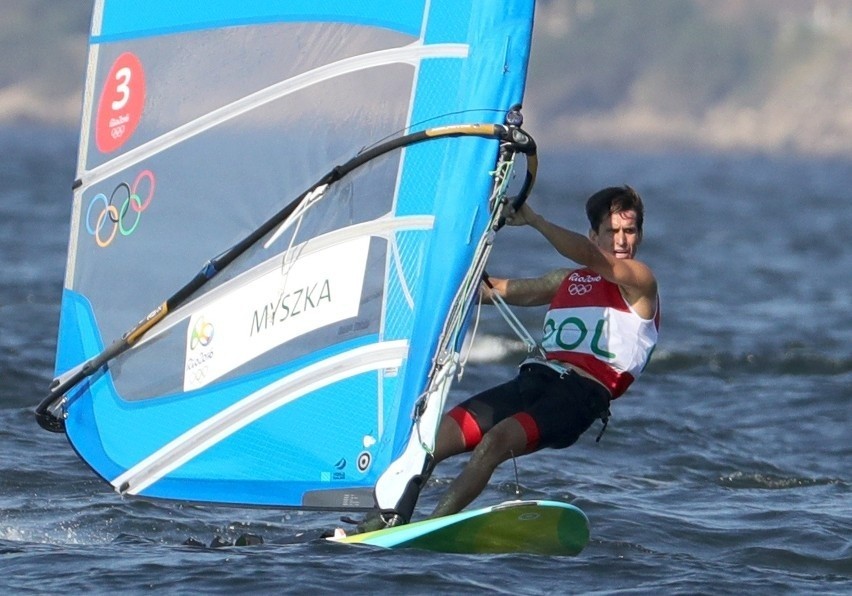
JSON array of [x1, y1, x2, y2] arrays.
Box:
[[482, 268, 570, 307], [509, 204, 656, 296]]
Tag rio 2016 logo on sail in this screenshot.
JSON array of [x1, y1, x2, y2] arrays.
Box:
[[190, 318, 214, 350], [187, 317, 215, 386], [85, 170, 155, 248]]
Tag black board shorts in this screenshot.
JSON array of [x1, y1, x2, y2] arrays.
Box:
[[449, 362, 611, 451]]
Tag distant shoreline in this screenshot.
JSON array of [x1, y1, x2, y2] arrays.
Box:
[[3, 1, 851, 159], [538, 105, 852, 158]]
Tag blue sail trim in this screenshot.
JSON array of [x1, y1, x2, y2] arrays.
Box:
[[55, 289, 105, 375], [66, 331, 392, 491], [130, 361, 397, 505], [385, 0, 534, 459], [95, 0, 427, 43]]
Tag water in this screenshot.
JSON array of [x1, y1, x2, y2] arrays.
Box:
[[1, 126, 849, 594]]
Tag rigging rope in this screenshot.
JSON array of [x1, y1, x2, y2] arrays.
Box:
[[487, 285, 545, 359]]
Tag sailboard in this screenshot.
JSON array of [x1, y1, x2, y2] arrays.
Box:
[[36, 0, 538, 522], [331, 500, 590, 556]]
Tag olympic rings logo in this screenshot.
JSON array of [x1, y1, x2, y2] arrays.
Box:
[[568, 283, 593, 296], [85, 169, 155, 248], [190, 318, 214, 350], [190, 366, 209, 385]]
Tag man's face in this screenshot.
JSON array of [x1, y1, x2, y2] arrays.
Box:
[[590, 210, 641, 259]]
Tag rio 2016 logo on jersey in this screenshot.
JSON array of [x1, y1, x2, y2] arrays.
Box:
[[568, 272, 601, 283]]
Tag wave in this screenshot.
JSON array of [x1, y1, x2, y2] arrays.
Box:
[[466, 333, 852, 376], [650, 348, 852, 376], [718, 472, 845, 490]]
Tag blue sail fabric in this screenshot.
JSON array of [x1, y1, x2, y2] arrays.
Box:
[[54, 0, 535, 509]]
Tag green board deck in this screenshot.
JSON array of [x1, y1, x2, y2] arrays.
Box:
[[330, 499, 590, 555]]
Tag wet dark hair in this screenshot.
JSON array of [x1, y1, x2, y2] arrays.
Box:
[[585, 185, 644, 237]]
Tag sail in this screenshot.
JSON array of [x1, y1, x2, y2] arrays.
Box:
[[40, 0, 536, 513]]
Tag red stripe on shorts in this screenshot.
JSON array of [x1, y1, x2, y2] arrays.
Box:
[[512, 412, 540, 451], [448, 406, 483, 449]]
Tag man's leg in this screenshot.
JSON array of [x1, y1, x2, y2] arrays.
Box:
[[431, 411, 470, 464], [430, 416, 531, 518], [346, 410, 486, 534]]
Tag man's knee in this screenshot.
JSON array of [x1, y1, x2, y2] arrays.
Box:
[[470, 428, 513, 467], [472, 419, 530, 464]]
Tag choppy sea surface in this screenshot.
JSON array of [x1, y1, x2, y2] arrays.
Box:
[[1, 126, 849, 594]]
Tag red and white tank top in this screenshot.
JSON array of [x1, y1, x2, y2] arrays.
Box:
[[541, 268, 659, 398]]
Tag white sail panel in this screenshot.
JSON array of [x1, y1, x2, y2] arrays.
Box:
[[184, 236, 371, 391]]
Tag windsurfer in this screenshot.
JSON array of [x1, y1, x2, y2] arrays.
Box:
[[427, 185, 660, 518], [341, 185, 659, 535]]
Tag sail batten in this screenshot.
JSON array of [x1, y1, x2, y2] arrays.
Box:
[[95, 1, 429, 43], [40, 0, 536, 513]]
